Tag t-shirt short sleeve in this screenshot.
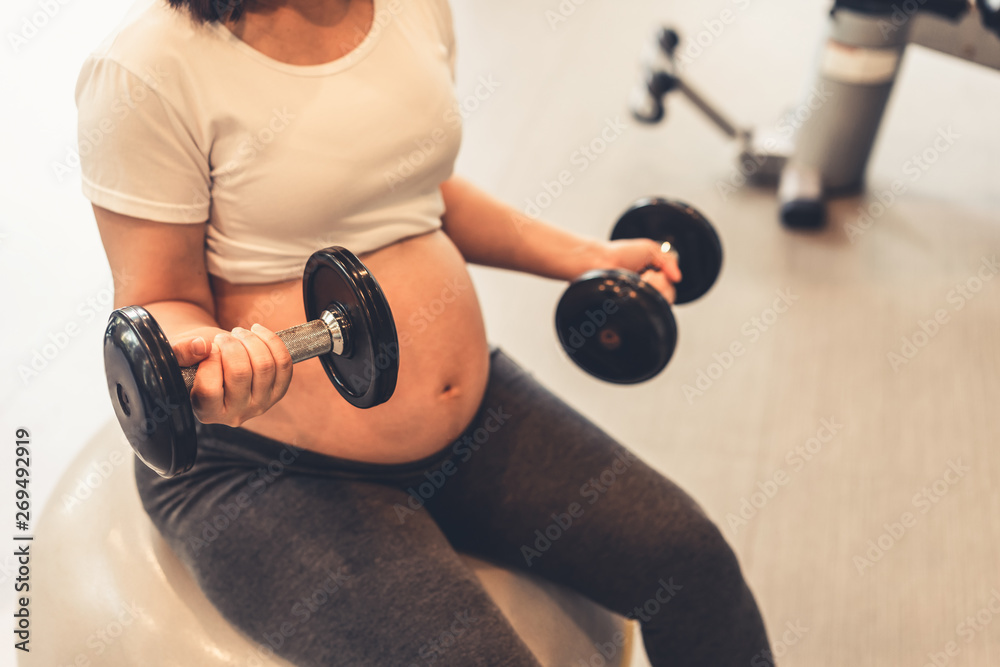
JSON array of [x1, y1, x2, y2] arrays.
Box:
[[75, 56, 210, 223], [435, 0, 457, 80]]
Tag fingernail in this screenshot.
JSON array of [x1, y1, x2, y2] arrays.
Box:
[[211, 343, 220, 355], [232, 327, 247, 339], [214, 333, 228, 344], [250, 323, 265, 335], [191, 337, 207, 356]]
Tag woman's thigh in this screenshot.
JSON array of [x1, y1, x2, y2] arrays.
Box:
[[135, 454, 541, 667], [422, 351, 770, 665]]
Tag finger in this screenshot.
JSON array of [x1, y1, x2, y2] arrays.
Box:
[[172, 335, 211, 367], [642, 240, 682, 283], [641, 269, 677, 304], [190, 341, 224, 419], [251, 323, 293, 400], [660, 252, 682, 284], [232, 326, 276, 407], [215, 332, 253, 419]]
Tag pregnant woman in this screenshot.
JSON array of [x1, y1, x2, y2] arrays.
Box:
[[76, 0, 770, 664]]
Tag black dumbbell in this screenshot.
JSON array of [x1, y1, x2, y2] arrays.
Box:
[[103, 246, 398, 478], [555, 198, 722, 383]]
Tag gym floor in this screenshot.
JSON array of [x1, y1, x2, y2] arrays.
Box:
[[3, 0, 998, 665]]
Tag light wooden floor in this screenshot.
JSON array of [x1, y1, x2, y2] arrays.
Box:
[[2, 0, 998, 665], [448, 0, 1000, 665]]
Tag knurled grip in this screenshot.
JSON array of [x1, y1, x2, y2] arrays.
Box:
[[179, 319, 334, 391]]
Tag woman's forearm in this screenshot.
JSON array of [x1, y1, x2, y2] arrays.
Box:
[[144, 300, 225, 345], [439, 176, 609, 282]]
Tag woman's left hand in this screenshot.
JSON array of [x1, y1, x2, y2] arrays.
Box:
[[594, 238, 683, 304]]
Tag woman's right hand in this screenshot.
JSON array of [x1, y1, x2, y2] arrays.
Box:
[[172, 324, 294, 427]]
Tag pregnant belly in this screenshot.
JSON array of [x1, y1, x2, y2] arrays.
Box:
[[210, 230, 491, 463]]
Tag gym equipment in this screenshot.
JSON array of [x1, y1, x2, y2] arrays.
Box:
[[629, 28, 791, 186], [556, 198, 722, 383], [26, 420, 637, 667], [104, 246, 398, 478], [630, 1, 1000, 228]]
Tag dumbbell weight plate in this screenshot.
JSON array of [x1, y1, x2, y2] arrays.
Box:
[[105, 247, 398, 478], [556, 270, 678, 384], [104, 306, 197, 478], [303, 247, 398, 409], [611, 198, 723, 305]]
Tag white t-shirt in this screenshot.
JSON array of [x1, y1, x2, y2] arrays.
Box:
[[75, 0, 461, 284]]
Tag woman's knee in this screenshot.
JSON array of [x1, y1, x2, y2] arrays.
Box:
[[638, 512, 771, 662], [696, 518, 745, 587], [649, 509, 748, 607]]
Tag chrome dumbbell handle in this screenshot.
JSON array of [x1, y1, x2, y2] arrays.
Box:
[[179, 309, 347, 391]]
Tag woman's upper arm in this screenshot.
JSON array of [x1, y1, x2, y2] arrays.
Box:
[[93, 204, 215, 313]]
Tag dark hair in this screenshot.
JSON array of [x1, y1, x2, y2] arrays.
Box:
[[166, 0, 249, 23]]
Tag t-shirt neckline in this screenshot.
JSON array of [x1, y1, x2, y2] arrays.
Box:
[[209, 0, 385, 77]]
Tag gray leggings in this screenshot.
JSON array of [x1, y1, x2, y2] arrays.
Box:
[[136, 349, 770, 666]]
